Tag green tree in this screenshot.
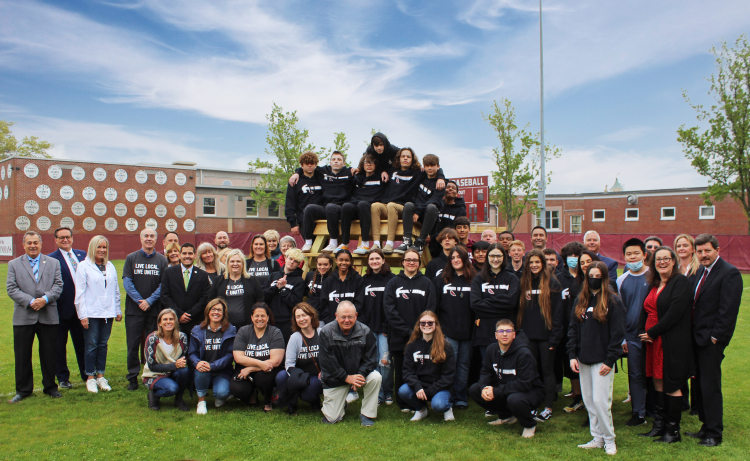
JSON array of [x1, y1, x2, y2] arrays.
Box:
[[0, 120, 54, 160], [484, 99, 560, 232], [678, 35, 750, 233]]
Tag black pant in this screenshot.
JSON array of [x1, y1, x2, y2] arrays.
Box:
[[694, 341, 726, 438], [275, 321, 292, 346], [341, 201, 372, 243], [14, 323, 58, 396], [230, 366, 283, 406], [403, 203, 439, 241], [469, 382, 543, 428], [391, 350, 407, 409], [528, 339, 556, 408], [125, 315, 157, 381], [303, 204, 342, 240], [56, 316, 87, 383]]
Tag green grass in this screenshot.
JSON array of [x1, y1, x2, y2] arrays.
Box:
[[0, 261, 748, 460]]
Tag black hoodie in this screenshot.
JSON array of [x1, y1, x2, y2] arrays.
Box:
[[413, 175, 445, 214], [263, 267, 306, 324], [361, 271, 396, 334], [470, 270, 521, 347], [365, 132, 400, 169], [319, 269, 365, 324], [351, 172, 387, 204], [566, 292, 626, 367], [477, 332, 546, 399], [314, 165, 354, 206], [555, 270, 577, 342], [284, 174, 324, 228], [434, 270, 475, 341], [436, 197, 467, 234], [518, 276, 564, 346], [425, 251, 449, 282], [383, 271, 437, 352], [403, 338, 456, 398], [380, 167, 424, 205], [305, 270, 332, 314]]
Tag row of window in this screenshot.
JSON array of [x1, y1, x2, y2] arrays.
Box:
[[592, 206, 715, 222], [202, 198, 280, 217]]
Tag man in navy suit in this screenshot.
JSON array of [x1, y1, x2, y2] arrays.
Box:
[[47, 227, 87, 388], [583, 230, 618, 281]]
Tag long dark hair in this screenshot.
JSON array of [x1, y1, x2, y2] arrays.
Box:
[[480, 243, 507, 283], [518, 249, 553, 330], [357, 153, 379, 174], [392, 147, 421, 171], [199, 298, 231, 332], [443, 246, 475, 284], [365, 248, 392, 276], [406, 311, 447, 364], [648, 246, 680, 289], [574, 250, 601, 285], [313, 253, 334, 283], [250, 302, 275, 326], [574, 261, 611, 324]]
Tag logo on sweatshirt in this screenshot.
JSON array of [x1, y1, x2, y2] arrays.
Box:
[[562, 287, 570, 300], [419, 184, 433, 195], [365, 285, 385, 297], [435, 269, 443, 278], [413, 350, 431, 363], [392, 172, 413, 184], [492, 364, 516, 376], [328, 290, 356, 303], [443, 284, 471, 297], [396, 287, 425, 299], [482, 283, 510, 294], [439, 213, 456, 221], [301, 184, 322, 194]]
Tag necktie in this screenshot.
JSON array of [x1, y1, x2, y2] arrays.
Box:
[[183, 269, 190, 290], [68, 252, 78, 273], [693, 269, 708, 307], [30, 258, 39, 282]]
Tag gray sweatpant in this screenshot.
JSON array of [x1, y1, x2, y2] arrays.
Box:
[[579, 362, 616, 443]]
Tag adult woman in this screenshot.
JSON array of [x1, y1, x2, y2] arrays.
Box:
[[74, 235, 122, 393], [637, 247, 694, 443], [246, 234, 280, 288], [208, 249, 264, 329], [558, 241, 585, 412], [195, 242, 224, 285], [304, 253, 333, 313], [400, 311, 456, 422], [218, 247, 231, 267], [275, 303, 323, 414], [674, 234, 700, 282], [231, 303, 285, 412], [142, 309, 190, 412], [165, 241, 181, 266], [276, 236, 301, 269], [264, 249, 306, 343], [189, 299, 236, 415], [517, 249, 563, 421], [384, 249, 437, 411], [361, 249, 396, 404], [434, 246, 475, 409], [264, 230, 282, 264], [319, 249, 364, 324], [470, 244, 520, 358], [567, 262, 626, 455]]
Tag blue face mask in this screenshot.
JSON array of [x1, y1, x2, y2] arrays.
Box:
[[567, 257, 579, 269], [626, 260, 644, 272]]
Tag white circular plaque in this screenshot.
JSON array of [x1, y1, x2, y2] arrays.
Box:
[[175, 173, 187, 186], [83, 217, 96, 231], [135, 170, 148, 184], [165, 219, 178, 232], [126, 218, 138, 232], [24, 163, 39, 178], [7, 165, 12, 178], [155, 171, 167, 185], [183, 191, 195, 204], [135, 204, 147, 217], [94, 202, 107, 216], [36, 185, 51, 200], [48, 165, 63, 180], [61, 217, 74, 229], [15, 216, 31, 231], [145, 218, 158, 230], [105, 218, 118, 231], [145, 190, 157, 203], [60, 186, 74, 200], [71, 202, 85, 216], [125, 189, 138, 202], [115, 169, 128, 182], [24, 200, 40, 215], [114, 203, 127, 217], [71, 166, 85, 181], [175, 205, 186, 218], [165, 190, 177, 203], [183, 219, 195, 232], [48, 201, 63, 215], [4, 185, 8, 199], [93, 168, 107, 181], [82, 187, 96, 201], [155, 205, 167, 218], [1, 166, 5, 180], [104, 188, 117, 201], [36, 216, 51, 231]]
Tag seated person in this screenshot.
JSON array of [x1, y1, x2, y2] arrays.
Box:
[[284, 151, 323, 247], [454, 216, 475, 259], [142, 309, 190, 412], [431, 180, 466, 257], [425, 228, 459, 281], [470, 319, 545, 438], [366, 132, 401, 169], [396, 154, 445, 254], [341, 153, 387, 255]]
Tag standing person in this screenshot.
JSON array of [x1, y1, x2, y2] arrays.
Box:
[[558, 241, 585, 412], [6, 231, 64, 403], [162, 232, 179, 254], [189, 299, 236, 415], [142, 309, 190, 412], [687, 234, 742, 447], [264, 249, 306, 343], [395, 154, 445, 254], [674, 234, 700, 282], [194, 242, 224, 286], [383, 249, 437, 411], [434, 246, 476, 410], [318, 250, 365, 325], [400, 311, 457, 422], [583, 231, 618, 281], [471, 240, 489, 272], [497, 231, 515, 252], [530, 226, 563, 274], [517, 249, 563, 422], [365, 131, 400, 168], [637, 247, 694, 443], [644, 237, 663, 255], [245, 234, 280, 288], [160, 243, 212, 333], [508, 241, 525, 279], [165, 242, 181, 267], [285, 151, 324, 246], [341, 153, 387, 254], [426, 228, 459, 282], [215, 231, 230, 251], [305, 253, 333, 313], [481, 230, 497, 244], [208, 249, 264, 329], [123, 228, 169, 391], [567, 261, 626, 455], [616, 238, 650, 427], [454, 217, 474, 256], [74, 235, 122, 393], [319, 302, 381, 426], [276, 236, 302, 270], [264, 230, 283, 263], [47, 227, 87, 389]]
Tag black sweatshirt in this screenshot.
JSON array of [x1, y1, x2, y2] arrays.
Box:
[[383, 272, 437, 352], [425, 252, 449, 282], [304, 270, 331, 314], [403, 338, 456, 398], [351, 172, 387, 204], [477, 333, 545, 398], [566, 292, 626, 367], [381, 168, 424, 205], [518, 276, 563, 347], [556, 270, 577, 339], [436, 197, 467, 234], [470, 270, 521, 347], [365, 132, 400, 169], [434, 270, 475, 341], [263, 267, 306, 324], [361, 271, 396, 334], [313, 165, 354, 206], [413, 175, 445, 214], [318, 269, 365, 324], [284, 174, 324, 228]]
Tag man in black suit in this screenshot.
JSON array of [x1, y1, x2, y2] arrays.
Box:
[[160, 243, 211, 334], [686, 234, 742, 447], [47, 227, 87, 389]]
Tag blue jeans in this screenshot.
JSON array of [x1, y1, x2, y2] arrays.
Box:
[[152, 367, 188, 398], [376, 333, 392, 400], [82, 318, 113, 376], [445, 337, 471, 406], [275, 370, 323, 404], [398, 384, 452, 413], [194, 370, 230, 400], [626, 340, 646, 418]]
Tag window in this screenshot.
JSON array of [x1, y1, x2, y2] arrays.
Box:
[[203, 197, 216, 215], [222, 180, 232, 186], [477, 190, 484, 201], [535, 210, 560, 231], [625, 208, 639, 221], [699, 205, 715, 220], [570, 215, 582, 233], [592, 209, 605, 222], [661, 207, 676, 221], [268, 201, 280, 217], [246, 199, 258, 217]]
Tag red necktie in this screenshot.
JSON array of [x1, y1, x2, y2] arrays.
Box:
[[693, 270, 708, 307]]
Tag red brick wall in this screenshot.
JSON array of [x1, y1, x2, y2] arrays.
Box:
[[195, 217, 288, 234]]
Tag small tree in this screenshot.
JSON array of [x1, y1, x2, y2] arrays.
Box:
[[0, 120, 54, 160], [678, 35, 750, 234], [484, 99, 560, 232]]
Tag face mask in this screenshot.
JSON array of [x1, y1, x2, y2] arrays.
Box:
[[588, 277, 603, 290], [626, 260, 644, 272], [567, 257, 578, 269]]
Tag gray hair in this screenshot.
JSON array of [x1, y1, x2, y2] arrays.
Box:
[[336, 301, 356, 314], [583, 230, 599, 242], [23, 231, 42, 243], [280, 235, 297, 248]]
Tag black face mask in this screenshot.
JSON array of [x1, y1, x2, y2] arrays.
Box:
[[588, 277, 603, 290]]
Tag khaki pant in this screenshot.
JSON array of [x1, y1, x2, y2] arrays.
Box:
[[322, 371, 382, 421], [370, 203, 389, 242]]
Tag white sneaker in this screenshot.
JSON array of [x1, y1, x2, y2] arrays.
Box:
[[443, 408, 455, 421], [353, 244, 370, 255], [485, 410, 494, 417], [301, 242, 313, 253], [371, 241, 381, 249], [578, 439, 604, 449], [96, 377, 111, 391], [215, 398, 226, 408], [488, 416, 517, 426], [346, 390, 359, 404], [401, 408, 414, 413], [604, 441, 617, 455], [321, 242, 337, 253], [334, 244, 348, 254], [86, 379, 98, 393], [410, 408, 428, 421], [522, 426, 536, 438], [197, 401, 207, 415]]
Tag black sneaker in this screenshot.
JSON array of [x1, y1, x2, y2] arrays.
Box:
[[625, 414, 647, 426], [394, 237, 411, 254], [534, 408, 552, 422], [411, 239, 426, 254], [127, 378, 139, 391]]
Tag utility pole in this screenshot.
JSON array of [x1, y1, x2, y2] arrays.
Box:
[[537, 0, 546, 229]]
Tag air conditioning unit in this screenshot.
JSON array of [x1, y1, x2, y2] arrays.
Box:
[[627, 194, 638, 205], [237, 196, 243, 201]]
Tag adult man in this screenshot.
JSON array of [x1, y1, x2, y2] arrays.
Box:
[[425, 228, 459, 282], [644, 236, 663, 255], [481, 229, 497, 244], [6, 231, 64, 403], [163, 232, 179, 254], [469, 319, 545, 438], [160, 243, 212, 333], [583, 231, 618, 281], [215, 231, 230, 251], [687, 234, 742, 447], [530, 226, 562, 273], [497, 231, 514, 251], [123, 228, 169, 390], [319, 301, 381, 427], [47, 227, 87, 389], [616, 238, 650, 427]]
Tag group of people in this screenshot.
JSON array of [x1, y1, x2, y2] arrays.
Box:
[[5, 132, 743, 455]]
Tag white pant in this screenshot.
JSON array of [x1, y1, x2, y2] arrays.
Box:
[[579, 362, 616, 442], [322, 371, 382, 422]]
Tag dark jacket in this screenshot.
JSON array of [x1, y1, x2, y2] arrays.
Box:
[[160, 265, 212, 325], [311, 165, 354, 206], [598, 254, 619, 282], [351, 172, 387, 204], [264, 267, 306, 324], [434, 270, 474, 341], [403, 338, 456, 398], [304, 270, 331, 313], [477, 332, 545, 399], [319, 321, 378, 389], [381, 168, 425, 205], [556, 270, 577, 343], [365, 132, 400, 169], [425, 251, 449, 282], [208, 275, 264, 329], [188, 324, 237, 381], [47, 248, 87, 320], [413, 175, 445, 215], [383, 271, 437, 352], [470, 270, 521, 347], [518, 276, 563, 347], [319, 269, 365, 324], [692, 257, 743, 346], [436, 197, 467, 234], [284, 174, 324, 228], [567, 292, 626, 367], [361, 271, 396, 334]]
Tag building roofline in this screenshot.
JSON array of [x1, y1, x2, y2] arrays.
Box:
[[530, 186, 707, 200], [0, 155, 197, 170]]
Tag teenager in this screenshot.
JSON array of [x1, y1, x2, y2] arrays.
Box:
[[208, 249, 264, 329], [304, 253, 333, 313], [142, 309, 190, 412], [435, 180, 467, 234], [396, 154, 445, 254], [245, 234, 280, 288], [454, 217, 474, 257], [264, 230, 282, 263], [341, 153, 387, 255], [508, 240, 525, 280], [194, 242, 224, 286], [264, 249, 306, 343], [425, 228, 459, 282], [558, 241, 585, 412], [318, 250, 365, 325], [365, 132, 400, 168], [497, 231, 515, 252], [471, 240, 489, 272], [284, 151, 323, 247]]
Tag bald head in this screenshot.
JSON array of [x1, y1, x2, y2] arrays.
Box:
[[336, 301, 357, 333], [215, 231, 230, 250]]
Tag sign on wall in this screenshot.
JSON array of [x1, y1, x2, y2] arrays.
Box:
[[453, 176, 489, 223], [0, 237, 13, 256]]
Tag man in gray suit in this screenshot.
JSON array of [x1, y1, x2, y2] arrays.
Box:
[[6, 231, 64, 403]]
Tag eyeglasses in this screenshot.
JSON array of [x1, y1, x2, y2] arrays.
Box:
[[403, 259, 420, 264], [488, 255, 503, 260], [56, 236, 72, 240], [655, 257, 673, 263], [496, 329, 514, 334], [209, 308, 223, 313], [419, 321, 435, 327]]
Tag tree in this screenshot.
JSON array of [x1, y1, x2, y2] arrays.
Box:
[[484, 99, 560, 232], [678, 35, 750, 233], [0, 120, 54, 160]]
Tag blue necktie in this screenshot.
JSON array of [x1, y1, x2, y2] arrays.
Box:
[[67, 252, 78, 273], [30, 258, 39, 282]]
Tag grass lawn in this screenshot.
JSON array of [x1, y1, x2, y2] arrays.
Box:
[[0, 261, 748, 460]]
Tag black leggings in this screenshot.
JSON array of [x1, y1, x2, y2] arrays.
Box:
[[528, 339, 556, 409], [341, 201, 372, 243], [391, 351, 407, 409], [402, 203, 439, 241], [230, 366, 283, 406], [302, 204, 342, 240]]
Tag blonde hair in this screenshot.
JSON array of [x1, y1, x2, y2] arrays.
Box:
[[509, 240, 525, 251], [223, 248, 250, 279], [165, 241, 181, 255], [87, 235, 109, 266], [264, 230, 280, 243], [674, 234, 700, 277], [285, 248, 304, 263], [195, 242, 224, 274], [218, 247, 232, 265]]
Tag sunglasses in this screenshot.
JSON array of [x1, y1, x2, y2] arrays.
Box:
[[419, 321, 435, 327]]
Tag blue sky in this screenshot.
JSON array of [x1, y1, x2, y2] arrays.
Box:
[[1, 0, 749, 193]]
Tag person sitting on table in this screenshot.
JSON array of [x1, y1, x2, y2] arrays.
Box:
[[142, 309, 190, 412]]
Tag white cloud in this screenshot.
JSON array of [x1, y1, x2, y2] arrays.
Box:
[[595, 126, 653, 143], [459, 0, 558, 30]]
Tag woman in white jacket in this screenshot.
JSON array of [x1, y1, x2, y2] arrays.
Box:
[[74, 235, 122, 393]]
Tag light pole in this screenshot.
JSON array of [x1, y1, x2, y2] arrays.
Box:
[[537, 0, 546, 229]]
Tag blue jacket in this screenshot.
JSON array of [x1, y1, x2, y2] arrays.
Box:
[[47, 248, 87, 320], [188, 324, 237, 381]]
